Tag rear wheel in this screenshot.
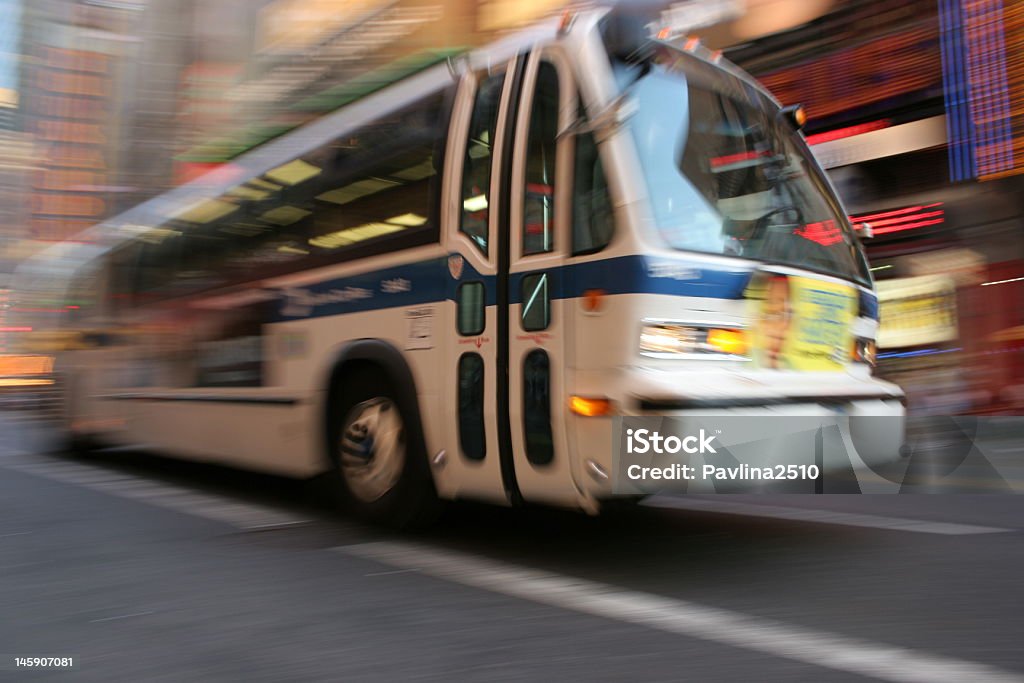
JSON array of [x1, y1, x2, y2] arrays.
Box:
[[329, 369, 438, 528]]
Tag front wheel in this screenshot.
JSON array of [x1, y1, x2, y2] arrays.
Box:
[[330, 371, 438, 528]]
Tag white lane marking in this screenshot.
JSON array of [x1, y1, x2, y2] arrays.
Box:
[[0, 532, 32, 538], [2, 457, 308, 530], [642, 497, 1014, 535], [342, 541, 1024, 683], [89, 611, 154, 623], [364, 568, 421, 577]]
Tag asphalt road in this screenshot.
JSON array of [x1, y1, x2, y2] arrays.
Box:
[[1, 412, 1023, 682]]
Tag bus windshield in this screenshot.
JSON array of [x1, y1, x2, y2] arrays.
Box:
[[628, 57, 871, 286]]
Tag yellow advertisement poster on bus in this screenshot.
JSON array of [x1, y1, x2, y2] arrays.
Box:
[[745, 271, 857, 371]]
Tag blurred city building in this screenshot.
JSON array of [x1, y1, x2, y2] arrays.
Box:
[[3, 0, 1024, 412], [721, 0, 1024, 413]]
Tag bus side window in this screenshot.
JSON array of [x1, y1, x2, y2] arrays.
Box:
[[572, 129, 614, 255], [458, 352, 486, 460], [123, 88, 450, 304], [520, 272, 550, 331], [460, 72, 505, 256], [457, 281, 485, 336], [522, 62, 559, 256], [523, 349, 553, 465]]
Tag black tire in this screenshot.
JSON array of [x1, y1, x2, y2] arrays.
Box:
[[328, 367, 439, 529]]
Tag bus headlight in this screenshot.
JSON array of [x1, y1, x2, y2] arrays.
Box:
[[639, 322, 747, 359]]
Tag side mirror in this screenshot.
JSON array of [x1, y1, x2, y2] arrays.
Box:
[[854, 222, 874, 240]]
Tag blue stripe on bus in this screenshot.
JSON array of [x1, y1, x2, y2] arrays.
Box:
[[508, 256, 752, 304], [272, 254, 882, 321], [273, 258, 448, 321]]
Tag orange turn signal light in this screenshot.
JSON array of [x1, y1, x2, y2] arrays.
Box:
[[794, 106, 807, 128], [706, 328, 747, 356], [570, 396, 613, 417], [582, 289, 606, 313]]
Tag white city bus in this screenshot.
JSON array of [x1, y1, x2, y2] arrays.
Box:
[[15, 9, 904, 524]]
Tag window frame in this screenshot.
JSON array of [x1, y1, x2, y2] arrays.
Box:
[[510, 52, 577, 265], [457, 69, 507, 258]]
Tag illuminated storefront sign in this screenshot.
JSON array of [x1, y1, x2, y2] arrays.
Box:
[[758, 25, 942, 123], [850, 203, 945, 237], [939, 0, 1016, 181], [876, 275, 958, 349], [809, 117, 947, 169], [28, 45, 112, 242]]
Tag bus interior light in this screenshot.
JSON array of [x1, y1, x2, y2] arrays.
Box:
[[385, 213, 428, 227], [463, 195, 488, 212], [264, 159, 321, 186]]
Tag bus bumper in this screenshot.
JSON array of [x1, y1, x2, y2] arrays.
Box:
[[570, 368, 906, 505]]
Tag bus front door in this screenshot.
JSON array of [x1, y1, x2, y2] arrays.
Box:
[[442, 50, 582, 509], [502, 51, 579, 507]]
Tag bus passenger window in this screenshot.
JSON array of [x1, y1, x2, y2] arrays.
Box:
[[146, 90, 449, 303], [522, 63, 559, 256], [520, 272, 549, 331], [573, 130, 614, 254], [523, 349, 554, 465], [458, 353, 486, 460], [461, 72, 505, 255], [457, 281, 485, 336]]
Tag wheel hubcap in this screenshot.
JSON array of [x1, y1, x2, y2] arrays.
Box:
[[339, 397, 405, 502]]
